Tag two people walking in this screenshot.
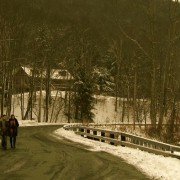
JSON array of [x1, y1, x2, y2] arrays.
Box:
[[0, 114, 19, 150]]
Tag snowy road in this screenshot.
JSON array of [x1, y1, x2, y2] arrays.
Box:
[[0, 126, 149, 180]]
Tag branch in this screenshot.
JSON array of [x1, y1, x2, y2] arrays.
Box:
[[117, 23, 152, 60]]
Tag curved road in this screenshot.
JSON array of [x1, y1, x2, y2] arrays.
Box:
[[0, 126, 149, 180]]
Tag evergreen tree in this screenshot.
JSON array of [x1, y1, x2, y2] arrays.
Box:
[[73, 68, 94, 123]]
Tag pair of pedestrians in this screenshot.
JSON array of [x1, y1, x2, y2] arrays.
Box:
[[0, 114, 19, 150]]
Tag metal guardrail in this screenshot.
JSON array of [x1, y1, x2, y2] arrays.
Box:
[[64, 125, 180, 159]]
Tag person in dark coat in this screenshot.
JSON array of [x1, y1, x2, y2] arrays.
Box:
[[0, 115, 9, 150], [9, 114, 19, 149]]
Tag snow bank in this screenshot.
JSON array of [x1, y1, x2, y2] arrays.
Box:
[[53, 128, 180, 180], [19, 120, 66, 127]]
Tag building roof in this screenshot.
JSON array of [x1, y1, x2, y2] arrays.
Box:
[[21, 66, 74, 80]]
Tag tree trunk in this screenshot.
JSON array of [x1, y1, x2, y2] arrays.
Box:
[[133, 65, 137, 130], [45, 62, 51, 122], [38, 70, 43, 122]]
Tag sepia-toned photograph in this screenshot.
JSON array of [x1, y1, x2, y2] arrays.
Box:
[[0, 0, 179, 179]]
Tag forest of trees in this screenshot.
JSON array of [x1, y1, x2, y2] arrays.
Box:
[[0, 0, 179, 142]]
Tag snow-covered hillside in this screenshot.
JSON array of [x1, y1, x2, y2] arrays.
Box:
[[10, 91, 149, 124]]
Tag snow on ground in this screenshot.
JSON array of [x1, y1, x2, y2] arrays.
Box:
[[19, 120, 66, 127], [11, 92, 149, 124], [11, 92, 68, 123], [93, 95, 125, 124], [93, 95, 153, 124], [53, 128, 180, 180]]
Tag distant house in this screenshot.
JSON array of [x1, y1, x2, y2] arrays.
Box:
[[13, 66, 74, 92], [13, 66, 30, 92]]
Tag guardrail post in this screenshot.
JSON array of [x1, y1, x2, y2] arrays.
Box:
[[110, 133, 115, 145], [101, 131, 105, 142], [86, 129, 93, 139], [110, 133, 114, 138], [105, 132, 110, 144], [121, 133, 126, 147], [170, 147, 174, 154], [80, 128, 84, 137], [101, 132, 105, 136], [76, 127, 80, 132], [93, 130, 99, 141], [87, 129, 90, 134]]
